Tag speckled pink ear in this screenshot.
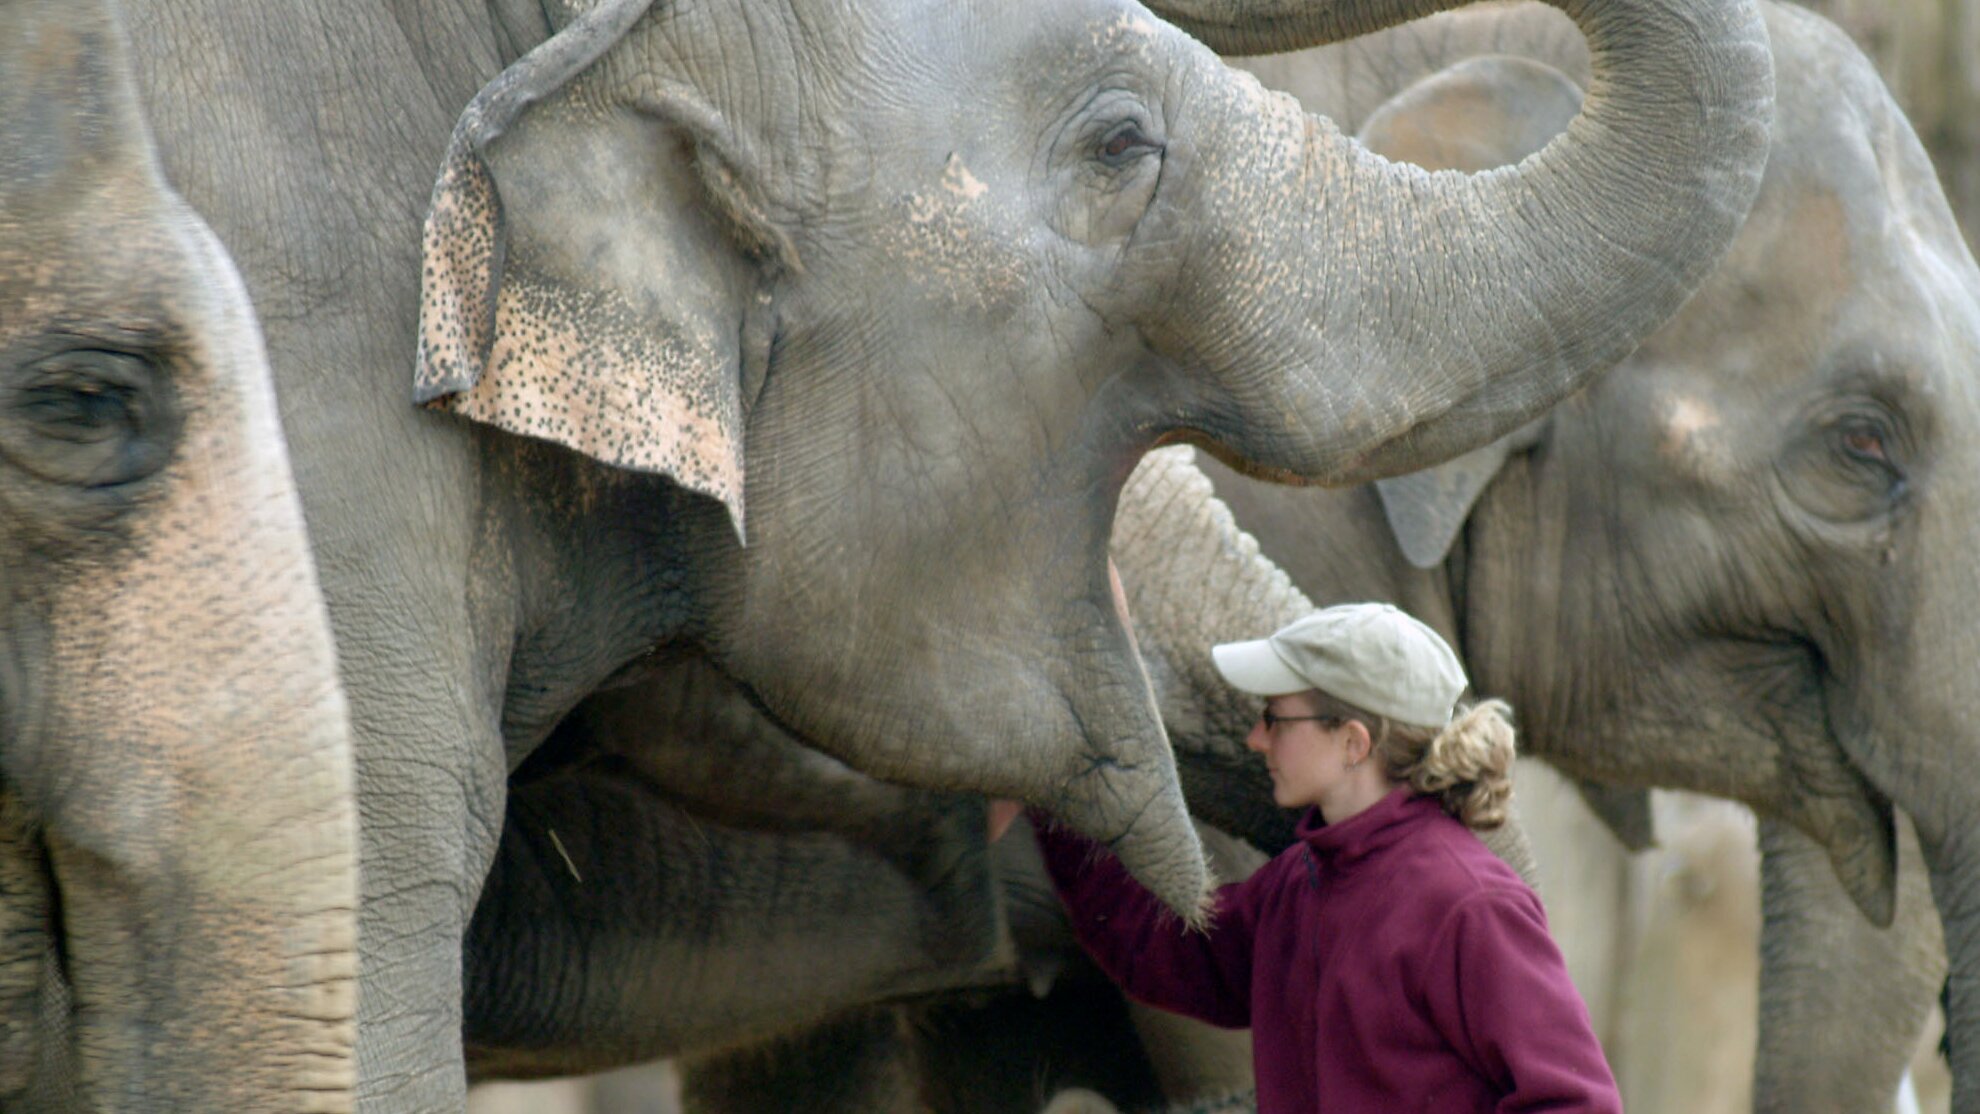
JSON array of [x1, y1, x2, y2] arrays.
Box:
[[413, 0, 750, 538]]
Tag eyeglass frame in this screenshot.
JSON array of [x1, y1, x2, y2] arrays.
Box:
[[1259, 707, 1345, 732]]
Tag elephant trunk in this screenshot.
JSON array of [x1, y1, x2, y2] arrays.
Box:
[[1141, 0, 1772, 485], [1836, 454, 1980, 1109], [0, 7, 360, 1103], [1753, 818, 1943, 1114], [1112, 447, 1312, 852], [1110, 448, 1541, 882], [34, 238, 360, 1109]]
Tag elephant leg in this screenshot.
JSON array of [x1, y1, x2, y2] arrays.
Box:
[[678, 1008, 921, 1114], [1124, 1002, 1254, 1104], [1041, 1086, 1258, 1114], [463, 757, 1014, 1081], [1754, 815, 1943, 1114], [906, 975, 1170, 1114]]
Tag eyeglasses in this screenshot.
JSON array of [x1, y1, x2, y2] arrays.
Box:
[[1259, 707, 1343, 731]]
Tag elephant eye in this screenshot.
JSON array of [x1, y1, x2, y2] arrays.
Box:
[[20, 382, 135, 442], [1097, 121, 1160, 167], [1830, 414, 1907, 501], [1, 347, 177, 487], [1840, 426, 1888, 464], [1834, 417, 1902, 479]]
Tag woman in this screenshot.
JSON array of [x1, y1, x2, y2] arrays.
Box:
[[1031, 602, 1621, 1113]]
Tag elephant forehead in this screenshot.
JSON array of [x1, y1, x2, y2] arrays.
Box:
[[1639, 187, 1852, 381], [0, 182, 196, 343], [1736, 189, 1852, 334], [869, 156, 1031, 315]]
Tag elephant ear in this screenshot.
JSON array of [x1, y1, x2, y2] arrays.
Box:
[[1356, 54, 1584, 569], [1373, 423, 1545, 569], [415, 0, 780, 539]]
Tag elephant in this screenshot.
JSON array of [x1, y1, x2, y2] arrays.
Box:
[[0, 0, 358, 1108], [976, 15, 1970, 1103], [116, 0, 1772, 1102], [585, 8, 1980, 1090], [1192, 1, 1972, 1107], [468, 302, 1938, 1113]]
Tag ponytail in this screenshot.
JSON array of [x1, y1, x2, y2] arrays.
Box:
[[1404, 699, 1517, 830], [1310, 692, 1519, 830]]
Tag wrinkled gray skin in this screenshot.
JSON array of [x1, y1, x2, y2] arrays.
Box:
[[1207, 2, 1971, 1107], [0, 0, 359, 1109], [116, 0, 1771, 1101], [462, 21, 1979, 1092], [461, 695, 1016, 1080], [588, 10, 1980, 1100], [460, 447, 1523, 1104]]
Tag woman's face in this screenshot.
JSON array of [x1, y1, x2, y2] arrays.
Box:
[[1244, 691, 1356, 810]]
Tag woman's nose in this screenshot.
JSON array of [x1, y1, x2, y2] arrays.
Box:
[[1244, 721, 1269, 754]]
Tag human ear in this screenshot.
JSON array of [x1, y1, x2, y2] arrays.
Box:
[[1342, 720, 1374, 768]]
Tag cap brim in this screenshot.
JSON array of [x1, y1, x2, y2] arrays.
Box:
[[1211, 639, 1311, 696]]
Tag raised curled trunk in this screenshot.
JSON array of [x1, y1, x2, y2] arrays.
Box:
[[1143, 0, 1772, 485]]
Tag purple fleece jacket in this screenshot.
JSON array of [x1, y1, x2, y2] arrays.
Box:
[[1036, 788, 1621, 1113]]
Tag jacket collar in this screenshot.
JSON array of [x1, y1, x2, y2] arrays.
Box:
[[1295, 786, 1441, 869]]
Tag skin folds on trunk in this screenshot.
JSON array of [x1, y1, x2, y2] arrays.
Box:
[[0, 1, 359, 1108], [1136, 0, 1771, 486]]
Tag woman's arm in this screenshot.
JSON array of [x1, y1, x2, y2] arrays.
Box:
[[1031, 814, 1266, 1028], [1420, 889, 1623, 1114]]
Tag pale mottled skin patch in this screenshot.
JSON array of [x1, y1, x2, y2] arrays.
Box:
[[415, 122, 748, 532], [940, 152, 988, 202], [1655, 393, 1731, 478], [413, 150, 499, 402], [1087, 10, 1159, 57], [876, 167, 1027, 315], [437, 263, 745, 527]]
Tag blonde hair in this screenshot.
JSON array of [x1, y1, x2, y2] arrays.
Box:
[[1310, 692, 1518, 830]]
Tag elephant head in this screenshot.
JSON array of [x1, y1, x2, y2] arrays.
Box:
[[1253, 1, 1980, 1097], [412, 0, 1771, 914], [0, 0, 357, 1107]]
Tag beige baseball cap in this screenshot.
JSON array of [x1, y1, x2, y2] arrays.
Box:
[[1211, 602, 1467, 730]]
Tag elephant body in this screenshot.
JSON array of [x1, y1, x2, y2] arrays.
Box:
[[109, 0, 1771, 1102], [0, 0, 358, 1108]]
